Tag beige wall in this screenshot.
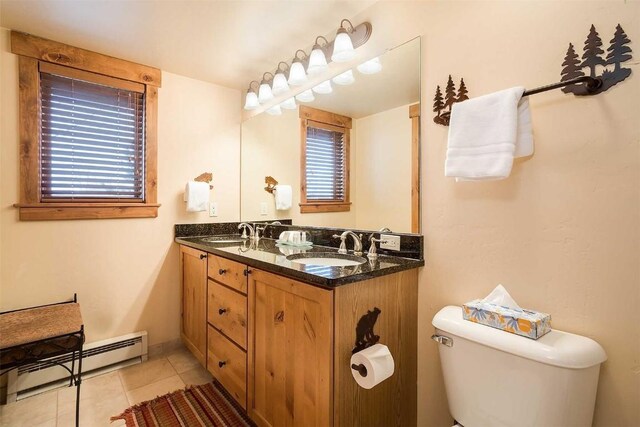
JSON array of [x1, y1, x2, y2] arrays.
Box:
[[0, 28, 241, 346], [354, 104, 412, 232], [344, 1, 640, 426]]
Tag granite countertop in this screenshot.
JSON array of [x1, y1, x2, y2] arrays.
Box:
[[175, 235, 424, 288]]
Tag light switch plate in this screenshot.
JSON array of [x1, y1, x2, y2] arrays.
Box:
[[209, 202, 218, 217], [380, 234, 401, 251], [260, 202, 268, 216]]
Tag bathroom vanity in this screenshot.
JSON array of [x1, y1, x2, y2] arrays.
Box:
[[176, 231, 422, 427]]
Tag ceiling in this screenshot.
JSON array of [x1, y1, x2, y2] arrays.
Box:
[[0, 0, 377, 90]]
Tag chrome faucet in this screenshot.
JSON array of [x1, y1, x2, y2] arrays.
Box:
[[332, 231, 363, 256], [238, 223, 254, 239], [367, 235, 388, 259]]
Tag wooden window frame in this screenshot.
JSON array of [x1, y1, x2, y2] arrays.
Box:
[[299, 106, 352, 213], [409, 103, 421, 233], [11, 31, 161, 220]]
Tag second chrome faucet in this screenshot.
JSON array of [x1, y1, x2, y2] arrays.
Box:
[[332, 231, 363, 256]]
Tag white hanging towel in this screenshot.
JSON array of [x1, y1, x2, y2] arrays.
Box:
[[184, 181, 210, 212], [445, 87, 533, 181], [274, 184, 292, 210]]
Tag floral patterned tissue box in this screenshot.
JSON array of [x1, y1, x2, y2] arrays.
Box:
[[462, 300, 551, 340]]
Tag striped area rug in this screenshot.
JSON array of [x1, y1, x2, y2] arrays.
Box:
[[111, 381, 255, 427]]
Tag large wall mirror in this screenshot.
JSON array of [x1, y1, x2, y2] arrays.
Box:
[[241, 37, 421, 233]]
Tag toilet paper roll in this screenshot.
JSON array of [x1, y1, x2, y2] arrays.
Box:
[[350, 343, 395, 389]]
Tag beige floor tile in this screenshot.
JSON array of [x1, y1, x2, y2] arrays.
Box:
[[167, 348, 201, 374], [56, 371, 129, 426], [118, 357, 177, 391], [58, 371, 125, 415], [32, 419, 57, 427], [179, 365, 213, 387], [57, 392, 129, 427], [126, 375, 185, 406], [0, 391, 58, 427]]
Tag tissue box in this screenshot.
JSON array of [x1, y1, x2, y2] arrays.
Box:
[[462, 300, 551, 340]]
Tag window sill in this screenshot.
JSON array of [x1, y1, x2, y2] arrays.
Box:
[[299, 202, 351, 213], [14, 203, 161, 221]]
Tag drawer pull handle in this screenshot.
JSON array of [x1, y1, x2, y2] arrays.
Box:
[[199, 254, 207, 260], [218, 361, 226, 368], [218, 268, 227, 275], [218, 308, 227, 315]]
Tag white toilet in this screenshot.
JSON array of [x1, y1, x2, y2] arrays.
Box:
[[432, 306, 607, 427]]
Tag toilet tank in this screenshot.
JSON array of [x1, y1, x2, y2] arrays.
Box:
[[432, 306, 607, 427]]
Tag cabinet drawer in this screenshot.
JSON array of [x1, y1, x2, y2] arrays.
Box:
[[208, 280, 247, 349], [208, 254, 247, 294], [207, 325, 247, 408]]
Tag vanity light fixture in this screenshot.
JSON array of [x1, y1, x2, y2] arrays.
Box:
[[266, 104, 282, 115], [331, 19, 356, 62], [308, 36, 329, 75], [288, 50, 309, 86], [258, 72, 275, 103], [312, 79, 333, 94], [295, 89, 315, 103], [245, 19, 372, 115], [243, 81, 260, 110], [281, 97, 297, 110], [272, 62, 291, 95], [357, 56, 382, 75], [332, 69, 355, 85]]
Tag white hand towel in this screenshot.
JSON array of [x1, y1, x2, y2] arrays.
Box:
[[445, 87, 533, 181], [185, 181, 209, 212], [274, 184, 292, 210]]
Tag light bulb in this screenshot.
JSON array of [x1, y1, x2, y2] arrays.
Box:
[[331, 29, 355, 62], [357, 57, 382, 75], [281, 97, 297, 110], [243, 90, 259, 110], [272, 71, 290, 95], [266, 105, 282, 116], [308, 47, 328, 75], [332, 69, 355, 86], [288, 61, 307, 86], [258, 81, 274, 103], [312, 80, 333, 94], [295, 89, 315, 103]]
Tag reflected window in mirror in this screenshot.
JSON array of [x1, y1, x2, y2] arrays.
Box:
[[300, 107, 352, 213]]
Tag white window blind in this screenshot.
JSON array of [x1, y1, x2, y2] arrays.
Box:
[[305, 124, 346, 202], [40, 71, 145, 201]]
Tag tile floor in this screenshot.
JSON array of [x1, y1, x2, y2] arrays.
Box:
[[0, 346, 212, 427]]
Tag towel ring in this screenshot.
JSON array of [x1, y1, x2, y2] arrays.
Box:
[[265, 176, 278, 194]]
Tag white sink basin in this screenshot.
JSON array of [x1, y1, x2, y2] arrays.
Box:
[[286, 253, 367, 267]]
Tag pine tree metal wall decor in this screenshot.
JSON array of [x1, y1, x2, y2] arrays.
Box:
[[561, 23, 632, 95], [433, 75, 469, 126]]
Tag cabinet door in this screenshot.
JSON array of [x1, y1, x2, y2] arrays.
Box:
[[180, 245, 207, 365], [248, 269, 334, 427]]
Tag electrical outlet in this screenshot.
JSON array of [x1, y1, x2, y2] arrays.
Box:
[[209, 202, 218, 217], [260, 202, 268, 216], [380, 234, 401, 251]]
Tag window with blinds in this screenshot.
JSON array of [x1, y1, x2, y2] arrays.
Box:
[[305, 124, 346, 202], [40, 71, 145, 201]]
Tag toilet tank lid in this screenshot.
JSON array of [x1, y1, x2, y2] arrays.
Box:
[[432, 306, 607, 369]]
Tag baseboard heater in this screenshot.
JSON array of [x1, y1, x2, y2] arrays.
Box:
[[6, 331, 148, 401]]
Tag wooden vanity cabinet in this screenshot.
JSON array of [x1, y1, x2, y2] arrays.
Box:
[[247, 269, 333, 427], [179, 245, 207, 365], [180, 245, 418, 427]]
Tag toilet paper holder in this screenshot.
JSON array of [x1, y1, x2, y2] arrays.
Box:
[[351, 363, 368, 377]]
